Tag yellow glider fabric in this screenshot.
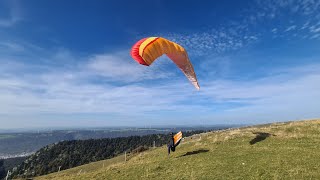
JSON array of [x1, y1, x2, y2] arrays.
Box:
[[130, 37, 200, 90]]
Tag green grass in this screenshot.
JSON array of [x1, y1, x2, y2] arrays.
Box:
[[34, 154, 126, 180], [36, 119, 320, 180]]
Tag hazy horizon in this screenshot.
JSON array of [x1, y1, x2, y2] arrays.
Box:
[[0, 122, 246, 132]]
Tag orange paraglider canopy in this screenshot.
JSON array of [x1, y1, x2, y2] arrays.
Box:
[[130, 37, 200, 90]]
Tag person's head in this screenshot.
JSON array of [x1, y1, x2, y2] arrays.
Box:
[[170, 132, 173, 136]]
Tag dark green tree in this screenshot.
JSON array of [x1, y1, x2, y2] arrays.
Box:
[[0, 160, 6, 180]]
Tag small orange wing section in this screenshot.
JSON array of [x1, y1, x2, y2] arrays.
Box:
[[173, 131, 183, 146], [130, 37, 200, 90]]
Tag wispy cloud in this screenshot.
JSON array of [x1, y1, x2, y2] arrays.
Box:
[[197, 64, 320, 124], [285, 25, 296, 32], [152, 0, 320, 57], [0, 42, 25, 52], [255, 0, 320, 17], [164, 31, 257, 57], [1, 41, 319, 127], [254, 0, 320, 40], [202, 65, 320, 101], [86, 53, 174, 82], [0, 43, 191, 117]]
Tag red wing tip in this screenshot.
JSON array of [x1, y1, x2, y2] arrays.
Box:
[[130, 38, 148, 65]]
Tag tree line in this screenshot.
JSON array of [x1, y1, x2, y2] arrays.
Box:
[[0, 157, 26, 180], [8, 130, 207, 179]]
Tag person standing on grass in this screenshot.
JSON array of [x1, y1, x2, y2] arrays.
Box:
[[167, 132, 176, 156]]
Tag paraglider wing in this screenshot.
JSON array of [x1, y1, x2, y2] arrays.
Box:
[[130, 37, 200, 90], [173, 131, 183, 146]]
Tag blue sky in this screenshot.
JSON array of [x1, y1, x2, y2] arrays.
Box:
[[1, 0, 320, 129]]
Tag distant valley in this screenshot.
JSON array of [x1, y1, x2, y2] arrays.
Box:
[[0, 125, 234, 159]]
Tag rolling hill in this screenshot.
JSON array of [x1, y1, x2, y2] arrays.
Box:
[[8, 130, 208, 179], [36, 119, 320, 180]]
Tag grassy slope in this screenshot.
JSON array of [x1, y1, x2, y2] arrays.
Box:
[[37, 119, 320, 180]]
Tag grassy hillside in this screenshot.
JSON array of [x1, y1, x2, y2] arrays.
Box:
[[36, 119, 320, 180]]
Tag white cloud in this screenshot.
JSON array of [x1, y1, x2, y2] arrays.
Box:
[[1, 0, 320, 127], [0, 42, 25, 52], [242, 0, 320, 40], [0, 46, 194, 117], [86, 53, 173, 82], [0, 73, 196, 115], [1, 46, 319, 127], [117, 0, 320, 60], [285, 25, 296, 32], [202, 71, 319, 101], [256, 0, 320, 16], [0, 34, 319, 128], [310, 27, 320, 33], [162, 28, 257, 57], [196, 65, 320, 124], [154, 0, 320, 57]]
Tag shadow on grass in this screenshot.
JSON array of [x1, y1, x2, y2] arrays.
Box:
[[177, 149, 209, 158], [250, 132, 276, 145]]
